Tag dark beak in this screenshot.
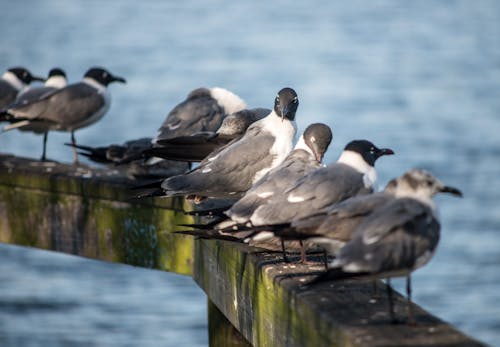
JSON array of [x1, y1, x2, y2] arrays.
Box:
[[111, 75, 127, 84], [440, 185, 463, 197], [377, 148, 395, 157], [311, 143, 323, 162], [32, 75, 46, 82]]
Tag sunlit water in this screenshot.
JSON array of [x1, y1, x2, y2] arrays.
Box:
[[1, 1, 499, 346]]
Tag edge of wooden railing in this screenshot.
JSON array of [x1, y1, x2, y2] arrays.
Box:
[[0, 153, 487, 347]]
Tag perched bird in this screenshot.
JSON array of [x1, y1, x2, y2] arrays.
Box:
[[154, 87, 247, 143], [145, 107, 270, 163], [212, 139, 393, 262], [1, 68, 68, 160], [0, 67, 45, 109], [13, 68, 67, 106], [246, 139, 394, 227], [177, 123, 333, 258], [66, 137, 189, 179], [68, 137, 153, 164], [135, 87, 299, 200], [308, 169, 463, 324], [1, 67, 126, 163], [227, 123, 333, 223]]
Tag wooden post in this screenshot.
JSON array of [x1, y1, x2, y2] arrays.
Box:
[[208, 299, 251, 347]]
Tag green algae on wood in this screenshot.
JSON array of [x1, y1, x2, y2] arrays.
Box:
[[0, 154, 194, 275]]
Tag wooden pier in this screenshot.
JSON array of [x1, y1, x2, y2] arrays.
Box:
[[0, 153, 486, 347]]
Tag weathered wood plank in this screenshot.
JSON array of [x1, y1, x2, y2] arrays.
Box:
[[0, 153, 487, 347], [194, 239, 485, 347], [0, 154, 195, 275]]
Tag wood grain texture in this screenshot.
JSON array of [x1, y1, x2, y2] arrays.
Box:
[[0, 153, 486, 347]]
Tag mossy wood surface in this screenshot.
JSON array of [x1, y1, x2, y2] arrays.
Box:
[[0, 154, 194, 275], [0, 153, 486, 347]]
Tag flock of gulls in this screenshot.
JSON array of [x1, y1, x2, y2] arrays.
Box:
[[0, 66, 463, 324]]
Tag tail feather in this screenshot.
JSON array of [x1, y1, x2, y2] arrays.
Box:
[[3, 119, 32, 132], [178, 218, 225, 230], [130, 179, 165, 199], [174, 229, 242, 242], [306, 268, 369, 285], [143, 146, 211, 162], [184, 206, 230, 217]]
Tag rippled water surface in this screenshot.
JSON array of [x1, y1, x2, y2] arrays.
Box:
[[1, 1, 499, 346]]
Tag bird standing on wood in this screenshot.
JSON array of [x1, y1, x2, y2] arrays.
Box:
[[308, 169, 463, 324], [1, 67, 126, 163], [0, 67, 45, 109], [135, 87, 299, 200], [1, 68, 68, 161]]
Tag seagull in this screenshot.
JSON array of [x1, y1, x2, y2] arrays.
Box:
[[0, 67, 45, 109], [143, 107, 270, 163], [308, 169, 463, 324], [13, 68, 67, 106], [136, 87, 299, 200], [248, 139, 394, 227], [227, 123, 333, 224], [65, 137, 189, 179], [1, 68, 68, 159], [154, 87, 247, 143], [1, 67, 126, 163], [212, 139, 393, 262]]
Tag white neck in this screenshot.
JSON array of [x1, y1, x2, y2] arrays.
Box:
[[45, 76, 67, 88], [337, 150, 377, 189], [83, 77, 106, 93], [210, 87, 247, 115], [251, 110, 297, 183], [394, 186, 437, 211], [293, 134, 314, 157], [2, 71, 26, 91]]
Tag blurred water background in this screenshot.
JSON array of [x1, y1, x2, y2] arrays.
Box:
[[0, 0, 499, 346]]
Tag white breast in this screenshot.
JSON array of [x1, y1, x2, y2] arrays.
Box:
[[337, 150, 377, 189], [2, 71, 26, 91], [252, 111, 296, 183]]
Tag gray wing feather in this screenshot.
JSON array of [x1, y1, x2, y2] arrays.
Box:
[[7, 83, 104, 126], [161, 126, 276, 197], [228, 149, 320, 221], [157, 93, 225, 140], [251, 163, 371, 225], [336, 198, 440, 274]]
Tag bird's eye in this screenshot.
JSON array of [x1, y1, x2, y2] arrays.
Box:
[[370, 147, 375, 153], [426, 180, 433, 186], [23, 72, 28, 78], [102, 72, 108, 79]]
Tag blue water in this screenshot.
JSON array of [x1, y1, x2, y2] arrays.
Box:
[[1, 1, 499, 345]]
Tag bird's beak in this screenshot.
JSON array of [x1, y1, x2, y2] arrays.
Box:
[[111, 75, 127, 84], [280, 104, 292, 122], [32, 75, 46, 82], [440, 185, 463, 197], [377, 148, 395, 157], [312, 143, 323, 162]]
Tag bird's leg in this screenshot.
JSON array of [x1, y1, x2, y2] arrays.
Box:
[[41, 132, 48, 161], [386, 278, 398, 324], [281, 239, 290, 263], [322, 249, 329, 269], [372, 280, 380, 297], [299, 240, 307, 263], [71, 131, 79, 164], [406, 275, 416, 326]]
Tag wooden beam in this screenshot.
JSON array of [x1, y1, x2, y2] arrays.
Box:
[[0, 154, 195, 275], [0, 153, 486, 347]]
